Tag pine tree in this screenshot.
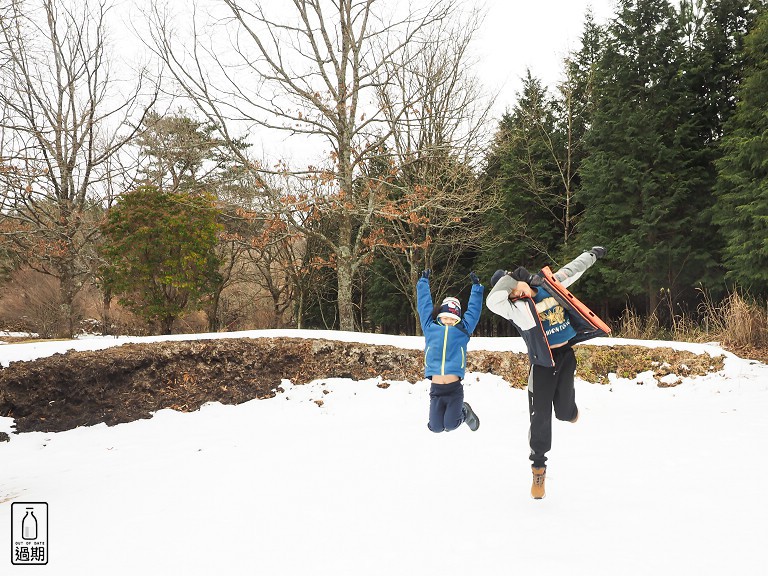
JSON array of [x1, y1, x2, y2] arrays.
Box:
[[555, 10, 607, 253], [479, 15, 606, 284], [714, 8, 768, 291], [676, 0, 765, 294], [480, 72, 564, 274], [576, 0, 717, 313], [682, 0, 764, 142]]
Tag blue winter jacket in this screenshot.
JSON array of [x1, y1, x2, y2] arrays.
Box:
[[417, 278, 484, 379]]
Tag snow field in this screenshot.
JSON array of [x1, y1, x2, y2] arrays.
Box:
[[1, 332, 767, 575]]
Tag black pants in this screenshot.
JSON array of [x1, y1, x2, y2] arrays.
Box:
[[528, 346, 578, 468], [428, 380, 464, 432]]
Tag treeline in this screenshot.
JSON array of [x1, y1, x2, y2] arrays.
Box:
[[0, 0, 766, 337]]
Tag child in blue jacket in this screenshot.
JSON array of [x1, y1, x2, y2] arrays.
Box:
[[417, 269, 484, 432]]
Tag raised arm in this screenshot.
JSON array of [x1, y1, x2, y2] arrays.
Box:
[[461, 272, 484, 334], [553, 246, 606, 288], [486, 273, 539, 331], [486, 273, 516, 320], [416, 270, 434, 333]]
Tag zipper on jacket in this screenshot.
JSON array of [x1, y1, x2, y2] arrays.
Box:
[[525, 295, 555, 366], [441, 325, 449, 375]]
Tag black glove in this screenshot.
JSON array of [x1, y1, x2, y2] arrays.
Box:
[[421, 269, 431, 280], [511, 266, 542, 287], [469, 271, 480, 285], [589, 246, 607, 259], [511, 266, 534, 283]]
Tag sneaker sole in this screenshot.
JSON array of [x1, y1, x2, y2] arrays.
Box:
[[463, 403, 479, 431]]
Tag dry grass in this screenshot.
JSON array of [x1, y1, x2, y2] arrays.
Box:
[[697, 289, 768, 362], [699, 290, 768, 348], [575, 345, 724, 385], [616, 289, 768, 355], [0, 269, 72, 338], [616, 307, 663, 340]]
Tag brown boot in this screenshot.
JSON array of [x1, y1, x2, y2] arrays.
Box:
[[531, 467, 546, 499]]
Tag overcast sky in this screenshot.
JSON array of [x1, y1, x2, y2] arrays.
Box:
[[117, 0, 620, 163], [474, 0, 618, 115]]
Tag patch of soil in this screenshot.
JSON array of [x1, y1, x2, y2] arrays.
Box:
[[0, 338, 725, 434], [0, 338, 423, 433]]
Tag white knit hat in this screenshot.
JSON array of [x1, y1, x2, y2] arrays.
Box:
[[437, 296, 461, 323]]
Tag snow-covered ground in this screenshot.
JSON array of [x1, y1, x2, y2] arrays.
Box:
[[0, 332, 38, 346], [1, 330, 767, 575]]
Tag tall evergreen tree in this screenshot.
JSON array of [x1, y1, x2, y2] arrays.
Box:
[[576, 0, 717, 313], [480, 15, 606, 286], [714, 8, 768, 291], [134, 109, 252, 331], [676, 0, 765, 294], [543, 10, 609, 264], [682, 0, 764, 141], [480, 72, 563, 274]]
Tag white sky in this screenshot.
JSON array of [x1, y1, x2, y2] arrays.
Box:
[[474, 0, 618, 115], [112, 0, 620, 163]]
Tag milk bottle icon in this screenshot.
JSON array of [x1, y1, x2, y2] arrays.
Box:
[[22, 508, 37, 540]]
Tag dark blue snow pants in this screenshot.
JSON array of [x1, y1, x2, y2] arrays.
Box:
[[427, 380, 465, 433]]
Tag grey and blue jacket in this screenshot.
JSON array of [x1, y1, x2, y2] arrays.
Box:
[[417, 278, 484, 379], [486, 251, 607, 368]]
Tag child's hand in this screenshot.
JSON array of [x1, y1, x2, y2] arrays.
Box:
[[421, 269, 431, 280], [589, 246, 607, 259], [469, 271, 481, 285], [512, 266, 542, 287], [511, 266, 533, 283]]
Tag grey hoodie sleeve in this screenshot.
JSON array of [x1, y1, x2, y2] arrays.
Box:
[[552, 251, 598, 288], [486, 274, 539, 330]]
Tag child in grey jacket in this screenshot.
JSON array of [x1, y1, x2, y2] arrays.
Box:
[[486, 247, 607, 498]]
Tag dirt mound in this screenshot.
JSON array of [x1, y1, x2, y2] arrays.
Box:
[[0, 338, 422, 433], [0, 338, 724, 433]]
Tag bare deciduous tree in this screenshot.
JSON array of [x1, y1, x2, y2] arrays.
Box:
[[0, 0, 156, 336], [372, 10, 496, 331], [146, 0, 458, 331]]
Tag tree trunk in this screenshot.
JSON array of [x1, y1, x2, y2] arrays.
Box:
[[161, 315, 175, 335], [648, 284, 659, 317], [102, 288, 113, 336], [208, 289, 222, 332], [59, 264, 77, 338], [295, 290, 304, 329], [270, 287, 282, 328], [336, 205, 357, 331], [337, 254, 355, 332]]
